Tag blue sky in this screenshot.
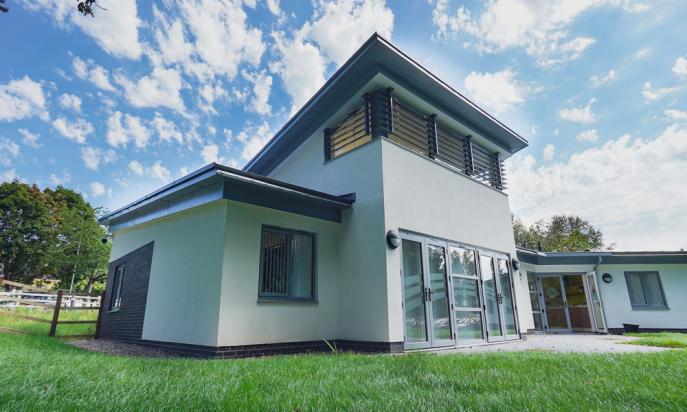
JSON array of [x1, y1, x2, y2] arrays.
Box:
[[1, 0, 686, 250]]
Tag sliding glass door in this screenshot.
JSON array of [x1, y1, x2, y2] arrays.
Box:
[[449, 246, 485, 344]]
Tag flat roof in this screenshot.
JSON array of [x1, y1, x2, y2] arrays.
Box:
[[99, 163, 355, 228], [245, 33, 528, 175], [516, 247, 687, 265]]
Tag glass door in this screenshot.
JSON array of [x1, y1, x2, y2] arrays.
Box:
[[540, 276, 571, 332], [497, 258, 519, 339], [401, 236, 453, 349], [585, 273, 607, 333], [401, 238, 430, 349], [426, 241, 454, 347], [563, 275, 592, 332], [449, 246, 485, 344], [480, 255, 504, 342]]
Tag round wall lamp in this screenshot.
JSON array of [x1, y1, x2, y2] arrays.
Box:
[[386, 230, 401, 249], [602, 273, 613, 284]]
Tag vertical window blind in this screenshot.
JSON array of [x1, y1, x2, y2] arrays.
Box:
[[624, 271, 667, 308]]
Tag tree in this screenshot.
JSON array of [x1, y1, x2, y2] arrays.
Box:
[[0, 181, 110, 292], [0, 1, 104, 16], [512, 214, 611, 252], [1, 1, 8, 13]]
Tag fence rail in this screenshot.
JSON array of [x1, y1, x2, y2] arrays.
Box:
[[0, 278, 103, 338]]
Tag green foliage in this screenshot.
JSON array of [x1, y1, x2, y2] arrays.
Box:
[[512, 214, 610, 252], [0, 181, 110, 292], [0, 308, 98, 337], [0, 332, 686, 410]]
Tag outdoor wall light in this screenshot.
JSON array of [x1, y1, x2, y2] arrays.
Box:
[[386, 230, 401, 249], [602, 273, 613, 283], [511, 258, 520, 271]]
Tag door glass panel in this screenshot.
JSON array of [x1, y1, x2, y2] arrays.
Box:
[[497, 259, 517, 335], [428, 245, 451, 341], [453, 278, 480, 308], [563, 275, 591, 330], [527, 273, 543, 331], [480, 256, 502, 337], [542, 277, 568, 330], [450, 247, 477, 277], [455, 311, 483, 340], [402, 240, 427, 343], [587, 274, 606, 331]]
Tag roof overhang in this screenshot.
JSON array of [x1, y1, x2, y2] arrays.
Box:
[[245, 33, 528, 175], [516, 248, 687, 266], [99, 164, 355, 232]]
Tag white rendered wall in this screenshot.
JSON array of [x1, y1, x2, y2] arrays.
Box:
[[380, 140, 534, 338], [596, 263, 687, 330], [217, 200, 342, 346], [109, 201, 227, 346], [269, 132, 390, 342]]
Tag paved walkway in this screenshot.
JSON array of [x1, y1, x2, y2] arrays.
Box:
[[438, 334, 670, 354]]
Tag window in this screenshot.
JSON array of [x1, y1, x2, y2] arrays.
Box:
[[259, 226, 316, 300], [624, 271, 667, 309], [109, 265, 125, 311]]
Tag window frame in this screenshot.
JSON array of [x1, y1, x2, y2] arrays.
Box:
[[624, 271, 669, 310], [109, 265, 125, 312], [257, 225, 317, 302]]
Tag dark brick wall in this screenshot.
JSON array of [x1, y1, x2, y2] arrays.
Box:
[[97, 242, 154, 341]]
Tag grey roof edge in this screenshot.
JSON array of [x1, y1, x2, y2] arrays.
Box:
[[244, 33, 527, 174], [98, 163, 355, 225], [516, 247, 687, 265]]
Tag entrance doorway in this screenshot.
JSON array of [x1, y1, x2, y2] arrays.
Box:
[[533, 273, 607, 333], [400, 232, 520, 350]]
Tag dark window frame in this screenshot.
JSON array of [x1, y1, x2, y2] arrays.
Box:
[[109, 265, 125, 312], [624, 271, 668, 310], [258, 225, 317, 302]]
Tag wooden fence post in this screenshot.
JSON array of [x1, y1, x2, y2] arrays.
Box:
[[49, 289, 64, 337], [94, 290, 105, 339]]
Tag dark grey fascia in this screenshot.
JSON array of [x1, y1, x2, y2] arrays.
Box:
[[516, 248, 687, 265], [99, 164, 355, 231], [244, 33, 528, 176]]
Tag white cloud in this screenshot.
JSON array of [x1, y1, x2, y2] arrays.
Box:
[[106, 111, 151, 149], [634, 46, 652, 60], [198, 82, 228, 114], [664, 109, 687, 122], [52, 117, 94, 144], [590, 69, 617, 88], [1, 168, 18, 182], [542, 143, 554, 161], [463, 69, 531, 114], [152, 112, 184, 145], [149, 160, 171, 182], [508, 124, 687, 250], [152, 6, 194, 67], [236, 121, 273, 161], [201, 143, 220, 163], [115, 67, 186, 113], [671, 56, 687, 79], [576, 129, 599, 142], [0, 137, 21, 167], [432, 0, 646, 67], [308, 0, 394, 66], [244, 70, 272, 115], [18, 129, 41, 148], [178, 0, 265, 79], [0, 76, 47, 121], [128, 160, 145, 176], [558, 99, 597, 123], [22, 0, 142, 59], [72, 57, 116, 92], [89, 181, 110, 198], [50, 171, 71, 185], [271, 28, 327, 114], [266, 0, 281, 16], [641, 82, 678, 102], [58, 93, 82, 112], [81, 146, 116, 171]]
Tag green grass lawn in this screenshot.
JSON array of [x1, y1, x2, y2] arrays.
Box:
[[0, 330, 686, 411], [0, 307, 98, 337], [625, 332, 687, 349]]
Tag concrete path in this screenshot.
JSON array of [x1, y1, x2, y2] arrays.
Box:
[[438, 334, 670, 354]]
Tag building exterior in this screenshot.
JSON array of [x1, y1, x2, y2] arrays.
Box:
[[96, 34, 686, 358], [517, 249, 687, 334]]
